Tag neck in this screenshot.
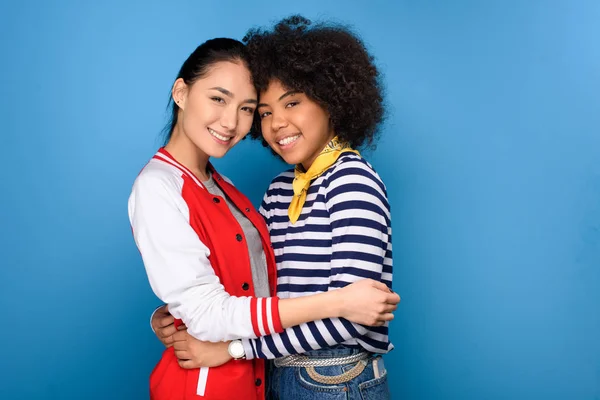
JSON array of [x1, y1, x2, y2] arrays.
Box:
[[164, 124, 210, 181], [301, 132, 337, 171]]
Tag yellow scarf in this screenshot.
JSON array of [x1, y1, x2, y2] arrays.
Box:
[[288, 136, 360, 224]]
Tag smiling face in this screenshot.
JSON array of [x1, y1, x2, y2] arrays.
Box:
[[257, 79, 335, 170], [169, 60, 257, 163]]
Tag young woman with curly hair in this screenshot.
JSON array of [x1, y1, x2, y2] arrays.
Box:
[[151, 16, 396, 399]]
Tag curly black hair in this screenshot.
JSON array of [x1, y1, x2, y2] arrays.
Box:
[[243, 15, 385, 149]]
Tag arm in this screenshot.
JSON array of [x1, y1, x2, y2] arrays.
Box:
[[132, 171, 387, 343], [166, 277, 397, 369], [129, 173, 280, 342], [243, 160, 393, 359]]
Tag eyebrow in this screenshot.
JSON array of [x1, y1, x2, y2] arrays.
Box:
[[257, 90, 301, 108], [209, 87, 257, 104]]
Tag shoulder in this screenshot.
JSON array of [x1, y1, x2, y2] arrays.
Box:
[[132, 158, 185, 197], [321, 153, 387, 197], [321, 153, 391, 223], [270, 168, 295, 185], [128, 158, 189, 222], [264, 168, 295, 195]]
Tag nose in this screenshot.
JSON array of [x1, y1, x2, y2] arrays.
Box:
[[219, 106, 238, 132], [270, 111, 288, 132]]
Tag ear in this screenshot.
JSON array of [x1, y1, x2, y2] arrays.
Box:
[[172, 78, 188, 110]]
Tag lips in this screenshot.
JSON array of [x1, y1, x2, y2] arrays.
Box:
[[277, 134, 301, 146], [208, 128, 233, 142]]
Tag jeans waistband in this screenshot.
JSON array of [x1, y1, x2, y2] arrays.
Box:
[[302, 345, 364, 359]]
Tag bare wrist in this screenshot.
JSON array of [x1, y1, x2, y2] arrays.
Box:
[[325, 289, 344, 319]]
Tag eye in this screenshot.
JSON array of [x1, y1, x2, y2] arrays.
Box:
[[211, 97, 225, 104], [241, 106, 255, 114], [285, 101, 299, 108], [259, 111, 271, 119]]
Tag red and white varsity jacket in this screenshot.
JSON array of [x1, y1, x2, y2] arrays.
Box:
[[128, 148, 282, 399]]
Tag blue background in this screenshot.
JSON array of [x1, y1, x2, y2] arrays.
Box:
[[1, 1, 598, 399]]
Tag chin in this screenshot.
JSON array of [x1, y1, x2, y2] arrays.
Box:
[[278, 154, 301, 166], [210, 149, 230, 159], [204, 140, 234, 158]]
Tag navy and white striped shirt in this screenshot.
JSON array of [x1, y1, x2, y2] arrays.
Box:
[[242, 153, 394, 359]]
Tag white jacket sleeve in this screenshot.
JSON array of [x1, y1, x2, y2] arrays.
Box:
[[128, 172, 281, 342]]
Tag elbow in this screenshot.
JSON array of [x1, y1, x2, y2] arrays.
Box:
[[174, 296, 250, 343], [175, 302, 231, 343], [178, 311, 230, 342]]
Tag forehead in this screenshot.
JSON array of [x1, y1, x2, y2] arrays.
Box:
[[259, 79, 295, 102], [195, 61, 256, 96]]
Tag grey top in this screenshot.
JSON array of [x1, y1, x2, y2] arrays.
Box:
[[203, 174, 270, 298]]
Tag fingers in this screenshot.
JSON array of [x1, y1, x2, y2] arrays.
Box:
[[154, 321, 177, 349], [172, 330, 189, 343], [156, 314, 175, 329], [162, 336, 175, 348], [383, 292, 401, 305], [367, 317, 388, 327], [174, 349, 190, 360], [151, 309, 173, 332], [156, 304, 169, 314], [177, 359, 199, 370], [370, 280, 392, 292], [368, 312, 394, 326], [157, 323, 177, 339], [382, 303, 397, 313], [159, 314, 175, 327], [176, 352, 200, 370], [378, 313, 394, 322], [367, 280, 398, 301], [173, 339, 185, 351]]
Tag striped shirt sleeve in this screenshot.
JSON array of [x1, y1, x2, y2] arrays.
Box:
[[242, 159, 392, 359]]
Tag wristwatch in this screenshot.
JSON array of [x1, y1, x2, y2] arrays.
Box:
[[228, 339, 246, 360]]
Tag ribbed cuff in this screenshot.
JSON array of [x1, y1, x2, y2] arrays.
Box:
[[249, 297, 283, 337]]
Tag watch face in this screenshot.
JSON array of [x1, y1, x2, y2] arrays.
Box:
[[230, 341, 244, 358]]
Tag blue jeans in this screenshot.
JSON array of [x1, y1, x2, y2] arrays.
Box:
[[266, 346, 390, 399]]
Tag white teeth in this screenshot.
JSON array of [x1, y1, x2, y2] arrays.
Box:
[[209, 128, 231, 141], [278, 135, 300, 146]]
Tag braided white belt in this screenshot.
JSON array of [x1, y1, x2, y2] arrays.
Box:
[[274, 352, 371, 385], [273, 351, 369, 368]]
